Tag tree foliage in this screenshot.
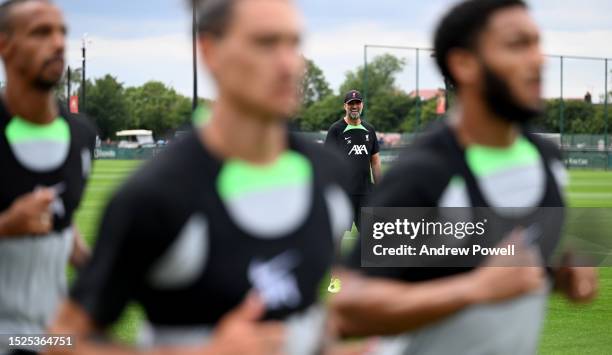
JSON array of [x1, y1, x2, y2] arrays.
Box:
[[301, 58, 332, 109], [54, 55, 610, 138], [124, 81, 192, 138], [81, 75, 128, 140], [73, 78, 192, 140]]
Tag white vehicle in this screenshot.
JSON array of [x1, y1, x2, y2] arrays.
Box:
[[116, 130, 155, 149]]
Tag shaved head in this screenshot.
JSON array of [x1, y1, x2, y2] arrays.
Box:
[[0, 0, 51, 34]]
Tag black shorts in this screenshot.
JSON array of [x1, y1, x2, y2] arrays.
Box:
[[350, 194, 368, 232]]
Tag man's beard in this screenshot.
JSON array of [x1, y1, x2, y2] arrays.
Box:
[[482, 64, 542, 124], [33, 76, 59, 91], [32, 57, 63, 91], [348, 111, 361, 120]]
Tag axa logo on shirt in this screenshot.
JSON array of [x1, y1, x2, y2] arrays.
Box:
[[248, 250, 302, 311], [349, 145, 369, 156]]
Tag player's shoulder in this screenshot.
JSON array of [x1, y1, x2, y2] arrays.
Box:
[[119, 131, 212, 200], [394, 122, 455, 171], [292, 133, 343, 164], [328, 119, 346, 131], [381, 123, 457, 194], [290, 133, 351, 179], [65, 113, 97, 140], [362, 120, 377, 132], [387, 146, 453, 185], [523, 128, 562, 161]]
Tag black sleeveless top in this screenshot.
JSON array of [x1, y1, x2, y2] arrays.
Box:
[[71, 131, 353, 327]]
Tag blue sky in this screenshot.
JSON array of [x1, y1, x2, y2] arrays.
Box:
[[3, 0, 612, 100]]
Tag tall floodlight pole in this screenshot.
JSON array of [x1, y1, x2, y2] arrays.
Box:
[[66, 66, 71, 112], [81, 34, 89, 113], [605, 59, 609, 170], [192, 2, 198, 111]]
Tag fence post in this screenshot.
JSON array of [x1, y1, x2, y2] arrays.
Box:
[[560, 56, 565, 150], [415, 48, 421, 133], [363, 45, 368, 119], [605, 59, 609, 170]]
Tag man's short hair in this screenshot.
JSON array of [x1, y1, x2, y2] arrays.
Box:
[[0, 0, 50, 34], [191, 0, 239, 37], [433, 0, 528, 86]]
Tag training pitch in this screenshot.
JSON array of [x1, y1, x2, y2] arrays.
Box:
[[73, 161, 612, 354]]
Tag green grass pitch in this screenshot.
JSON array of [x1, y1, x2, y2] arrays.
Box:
[[73, 161, 612, 353]]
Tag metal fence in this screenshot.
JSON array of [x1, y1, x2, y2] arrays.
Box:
[[94, 146, 165, 160], [96, 133, 612, 170], [362, 45, 611, 149]]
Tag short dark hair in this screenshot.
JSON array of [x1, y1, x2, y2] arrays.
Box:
[[433, 0, 528, 86], [191, 0, 238, 37], [0, 0, 50, 34]]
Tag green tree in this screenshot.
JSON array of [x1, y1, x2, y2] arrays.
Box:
[[292, 58, 333, 130], [124, 81, 191, 138], [538, 99, 601, 134], [340, 54, 405, 96], [368, 92, 416, 132], [301, 95, 344, 131], [82, 75, 129, 140], [401, 98, 442, 132], [301, 58, 332, 109], [339, 54, 414, 132]]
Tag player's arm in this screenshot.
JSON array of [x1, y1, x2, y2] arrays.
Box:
[[553, 253, 598, 303], [0, 188, 55, 237], [370, 153, 382, 184], [532, 143, 598, 304], [46, 295, 285, 355], [370, 129, 382, 183], [68, 125, 96, 268], [330, 259, 544, 337], [324, 125, 339, 149], [70, 226, 91, 269]]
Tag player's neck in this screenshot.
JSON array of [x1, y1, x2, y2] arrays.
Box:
[[452, 93, 519, 148], [344, 116, 361, 126], [2, 78, 57, 124], [202, 98, 288, 165]]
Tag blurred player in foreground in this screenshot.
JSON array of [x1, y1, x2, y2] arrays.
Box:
[[0, 1, 94, 354], [331, 0, 597, 354], [48, 0, 354, 354]]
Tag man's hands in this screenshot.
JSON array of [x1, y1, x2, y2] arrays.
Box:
[[206, 293, 286, 355], [555, 265, 598, 303], [468, 265, 545, 304], [0, 188, 55, 237], [471, 233, 598, 305], [70, 228, 91, 269], [46, 294, 286, 355], [468, 229, 547, 304]]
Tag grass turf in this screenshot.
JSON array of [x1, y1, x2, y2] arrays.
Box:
[[73, 161, 612, 351]]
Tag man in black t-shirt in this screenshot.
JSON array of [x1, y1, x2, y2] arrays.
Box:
[[48, 1, 354, 355], [325, 90, 381, 232], [0, 1, 95, 354]]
